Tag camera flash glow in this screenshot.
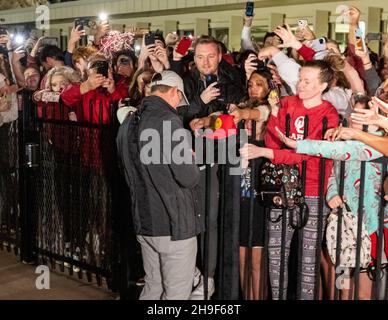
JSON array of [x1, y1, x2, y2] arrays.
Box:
[[10, 33, 14, 38], [15, 34, 24, 45], [99, 12, 108, 21], [188, 34, 193, 39], [135, 44, 141, 51]]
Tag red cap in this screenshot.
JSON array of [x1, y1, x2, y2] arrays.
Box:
[[223, 54, 234, 65], [204, 114, 237, 140]]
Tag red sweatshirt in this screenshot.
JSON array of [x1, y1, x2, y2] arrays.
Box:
[[265, 96, 339, 196], [60, 78, 128, 124], [60, 78, 128, 168]]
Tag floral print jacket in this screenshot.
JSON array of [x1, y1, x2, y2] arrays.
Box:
[[297, 135, 388, 235]]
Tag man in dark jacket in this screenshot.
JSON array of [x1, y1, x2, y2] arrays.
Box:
[[181, 36, 245, 299], [180, 36, 245, 128], [117, 70, 202, 300]]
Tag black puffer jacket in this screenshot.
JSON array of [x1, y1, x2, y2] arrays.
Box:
[[117, 95, 203, 240], [180, 60, 245, 127]]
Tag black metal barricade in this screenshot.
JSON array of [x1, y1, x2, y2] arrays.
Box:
[[0, 91, 141, 299], [1, 90, 387, 301], [229, 116, 388, 301], [0, 114, 20, 255]]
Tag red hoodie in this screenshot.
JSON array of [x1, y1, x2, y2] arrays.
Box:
[[265, 95, 339, 196], [60, 79, 128, 168], [60, 78, 128, 124]]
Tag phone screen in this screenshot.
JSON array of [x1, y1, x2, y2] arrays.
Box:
[[355, 28, 366, 51], [245, 2, 254, 17]]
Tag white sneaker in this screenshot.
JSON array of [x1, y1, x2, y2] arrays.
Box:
[[190, 276, 215, 300]]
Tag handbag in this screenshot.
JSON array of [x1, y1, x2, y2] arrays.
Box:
[[258, 161, 309, 229], [326, 202, 371, 268]]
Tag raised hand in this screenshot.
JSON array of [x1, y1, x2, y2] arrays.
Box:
[[274, 24, 302, 50], [244, 53, 258, 80]]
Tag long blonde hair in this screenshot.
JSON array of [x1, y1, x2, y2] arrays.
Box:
[[45, 66, 81, 90]]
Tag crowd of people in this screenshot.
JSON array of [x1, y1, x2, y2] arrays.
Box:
[[1, 4, 388, 300]]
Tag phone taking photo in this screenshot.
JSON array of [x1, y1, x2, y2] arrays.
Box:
[[175, 36, 193, 56], [74, 18, 85, 31], [92, 60, 109, 78], [311, 37, 327, 52], [144, 33, 156, 46], [298, 19, 308, 29], [205, 74, 218, 88], [245, 1, 254, 17], [355, 22, 367, 51]]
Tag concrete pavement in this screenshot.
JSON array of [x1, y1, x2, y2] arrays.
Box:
[[0, 249, 118, 300]]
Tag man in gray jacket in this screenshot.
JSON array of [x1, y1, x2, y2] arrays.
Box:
[[117, 70, 202, 300]]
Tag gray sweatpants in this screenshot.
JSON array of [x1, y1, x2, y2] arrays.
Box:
[[137, 235, 197, 300], [267, 197, 328, 300]]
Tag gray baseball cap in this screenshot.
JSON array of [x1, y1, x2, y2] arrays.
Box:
[[150, 70, 189, 107]]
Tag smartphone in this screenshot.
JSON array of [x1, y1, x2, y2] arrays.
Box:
[[205, 74, 218, 88], [92, 60, 109, 78], [74, 18, 85, 31], [245, 1, 254, 17], [144, 33, 156, 46], [298, 19, 308, 29], [355, 22, 366, 51], [311, 37, 327, 52], [175, 36, 193, 55]]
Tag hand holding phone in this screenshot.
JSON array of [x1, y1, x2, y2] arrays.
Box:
[[201, 79, 220, 104], [175, 36, 192, 56]]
